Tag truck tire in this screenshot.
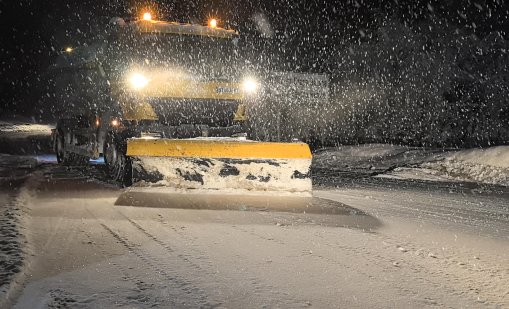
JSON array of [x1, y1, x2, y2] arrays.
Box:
[[55, 130, 89, 166], [104, 132, 132, 186], [55, 130, 75, 165]]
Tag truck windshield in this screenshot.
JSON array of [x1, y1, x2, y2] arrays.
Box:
[[108, 32, 241, 77]]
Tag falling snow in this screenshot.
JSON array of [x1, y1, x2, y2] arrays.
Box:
[[1, 1, 509, 307], [1, 1, 508, 148]]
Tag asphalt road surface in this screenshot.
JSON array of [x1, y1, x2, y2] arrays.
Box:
[[3, 160, 509, 308]]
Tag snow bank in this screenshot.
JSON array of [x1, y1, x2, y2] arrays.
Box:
[[0, 121, 54, 155], [422, 146, 509, 186], [315, 144, 509, 187], [313, 144, 443, 175], [445, 146, 509, 168], [0, 155, 37, 306], [0, 121, 53, 136], [0, 188, 28, 305], [314, 144, 408, 162]]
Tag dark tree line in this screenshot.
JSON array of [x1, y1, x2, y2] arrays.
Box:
[[316, 17, 509, 148]]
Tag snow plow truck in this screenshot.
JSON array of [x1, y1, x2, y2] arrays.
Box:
[[50, 14, 313, 195]]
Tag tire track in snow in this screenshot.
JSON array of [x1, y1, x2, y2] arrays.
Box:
[[326, 190, 509, 235], [231, 223, 447, 306], [315, 191, 509, 307], [0, 186, 28, 308], [78, 222, 160, 308], [124, 217, 206, 271], [126, 214, 312, 308], [230, 222, 503, 308], [366, 229, 509, 307], [325, 232, 489, 306], [97, 221, 218, 308], [153, 218, 217, 272]]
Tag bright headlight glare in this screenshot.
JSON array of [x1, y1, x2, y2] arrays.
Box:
[[129, 73, 149, 89], [242, 78, 259, 93]]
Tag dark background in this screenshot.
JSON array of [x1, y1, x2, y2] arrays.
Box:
[[1, 0, 508, 147]]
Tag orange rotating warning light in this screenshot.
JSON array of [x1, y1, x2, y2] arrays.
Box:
[[209, 18, 218, 28], [142, 12, 152, 21]]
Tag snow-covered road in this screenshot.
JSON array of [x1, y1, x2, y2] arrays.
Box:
[[2, 160, 508, 308]]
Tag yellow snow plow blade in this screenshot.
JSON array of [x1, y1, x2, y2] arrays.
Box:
[[127, 138, 312, 194]]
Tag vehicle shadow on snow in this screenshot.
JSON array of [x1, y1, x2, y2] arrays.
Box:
[[115, 190, 382, 230], [34, 172, 382, 231]]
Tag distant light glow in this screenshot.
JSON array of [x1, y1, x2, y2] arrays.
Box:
[[65, 47, 73, 53], [143, 12, 152, 21], [209, 18, 218, 28], [111, 119, 119, 127]]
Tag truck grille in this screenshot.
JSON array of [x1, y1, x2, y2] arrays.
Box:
[[148, 98, 240, 127]]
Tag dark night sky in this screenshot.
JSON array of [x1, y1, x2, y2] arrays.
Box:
[[1, 0, 508, 114]]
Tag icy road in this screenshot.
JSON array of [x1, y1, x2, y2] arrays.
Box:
[[2, 157, 509, 308]]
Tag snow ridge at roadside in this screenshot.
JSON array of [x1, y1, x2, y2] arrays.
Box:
[[314, 144, 509, 187]]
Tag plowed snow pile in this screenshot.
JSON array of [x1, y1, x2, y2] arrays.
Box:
[[0, 154, 37, 306], [0, 120, 53, 154], [0, 121, 53, 136], [421, 146, 509, 186], [314, 144, 509, 186]]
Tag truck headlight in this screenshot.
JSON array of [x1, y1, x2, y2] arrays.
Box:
[[242, 78, 259, 94], [129, 73, 149, 90]]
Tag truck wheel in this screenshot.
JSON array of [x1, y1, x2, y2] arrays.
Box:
[[104, 133, 132, 186], [69, 133, 90, 166], [55, 131, 71, 164], [55, 131, 88, 165]]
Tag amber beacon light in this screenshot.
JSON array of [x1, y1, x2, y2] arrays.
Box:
[[209, 18, 218, 28], [142, 12, 152, 21]]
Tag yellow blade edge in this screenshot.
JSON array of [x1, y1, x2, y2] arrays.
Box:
[[126, 138, 312, 160]]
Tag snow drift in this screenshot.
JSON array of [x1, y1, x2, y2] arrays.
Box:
[[422, 146, 509, 186], [315, 144, 509, 187]]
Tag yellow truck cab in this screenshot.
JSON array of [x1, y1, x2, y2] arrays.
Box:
[[51, 14, 261, 183]]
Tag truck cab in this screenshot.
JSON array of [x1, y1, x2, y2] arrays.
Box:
[[51, 15, 259, 181]]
